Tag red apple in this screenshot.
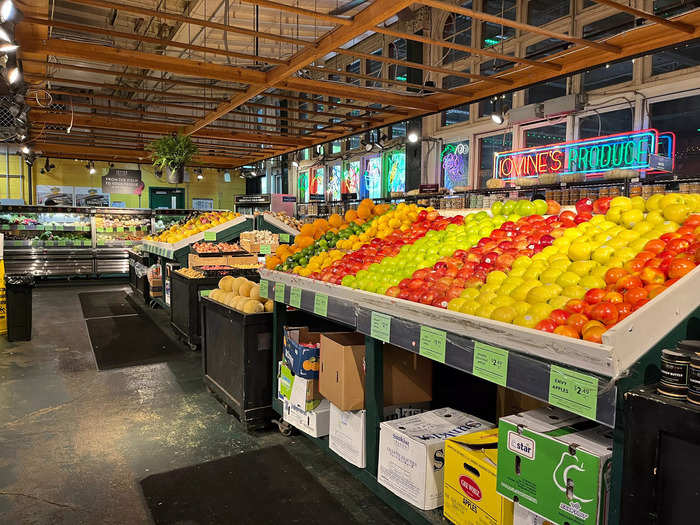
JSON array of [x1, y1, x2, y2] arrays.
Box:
[[590, 302, 619, 326]]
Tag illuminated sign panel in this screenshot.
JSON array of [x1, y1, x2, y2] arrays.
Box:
[[494, 129, 674, 180]]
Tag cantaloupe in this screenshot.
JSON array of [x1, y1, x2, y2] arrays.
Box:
[[242, 299, 264, 314], [221, 292, 235, 305], [238, 280, 253, 298], [248, 284, 261, 301], [264, 299, 273, 312], [212, 289, 225, 302], [231, 277, 247, 294], [219, 275, 234, 292], [231, 296, 247, 310]]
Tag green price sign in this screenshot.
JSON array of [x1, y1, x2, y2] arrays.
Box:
[[45, 240, 55, 246], [16, 224, 25, 230], [200, 289, 212, 297], [289, 287, 301, 308], [260, 244, 272, 255], [419, 326, 446, 363], [204, 231, 217, 241], [259, 279, 269, 299], [0, 224, 9, 230], [548, 365, 599, 420], [275, 282, 285, 302], [97, 227, 105, 232], [117, 226, 124, 232], [97, 240, 105, 246], [314, 294, 328, 317], [473, 341, 509, 387], [58, 240, 67, 246], [370, 312, 391, 343], [279, 233, 290, 242], [55, 225, 64, 231]]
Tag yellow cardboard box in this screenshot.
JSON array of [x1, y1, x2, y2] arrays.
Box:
[[444, 428, 514, 525]]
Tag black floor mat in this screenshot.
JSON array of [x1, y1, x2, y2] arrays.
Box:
[[141, 445, 360, 525], [87, 314, 180, 370], [79, 291, 136, 318]]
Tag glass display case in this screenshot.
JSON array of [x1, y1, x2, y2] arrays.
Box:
[[94, 209, 153, 275]]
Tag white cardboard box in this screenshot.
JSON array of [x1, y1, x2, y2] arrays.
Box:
[[329, 403, 431, 469], [514, 503, 554, 525], [283, 399, 330, 437], [377, 407, 494, 510]]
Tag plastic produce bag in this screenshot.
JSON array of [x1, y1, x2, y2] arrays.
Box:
[[134, 262, 149, 278]]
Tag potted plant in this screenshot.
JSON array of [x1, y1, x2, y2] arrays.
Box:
[[147, 133, 198, 183]]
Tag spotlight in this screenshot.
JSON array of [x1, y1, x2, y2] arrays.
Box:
[[491, 112, 504, 124], [197, 174, 203, 180], [20, 144, 28, 154], [407, 132, 419, 143], [7, 66, 20, 83], [292, 160, 299, 168], [88, 161, 96, 174], [0, 26, 10, 43], [364, 142, 373, 152], [0, 43, 17, 53], [490, 99, 509, 125], [0, 0, 16, 23], [250, 171, 257, 176]]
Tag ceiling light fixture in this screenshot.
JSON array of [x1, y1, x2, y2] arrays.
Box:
[[0, 0, 15, 23], [6, 66, 19, 83], [0, 43, 16, 53], [20, 144, 28, 154], [407, 132, 419, 143], [0, 26, 11, 43]]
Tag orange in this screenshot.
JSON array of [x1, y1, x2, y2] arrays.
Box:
[[265, 255, 281, 270], [312, 218, 329, 232], [300, 223, 315, 237], [345, 209, 358, 223], [357, 204, 371, 219], [360, 198, 374, 210], [353, 218, 365, 225], [295, 235, 314, 249], [313, 229, 324, 240], [328, 213, 343, 228]]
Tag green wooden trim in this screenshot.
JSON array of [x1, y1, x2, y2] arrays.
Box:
[[364, 336, 383, 477]]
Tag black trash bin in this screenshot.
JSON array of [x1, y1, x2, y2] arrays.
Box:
[[6, 274, 35, 341]]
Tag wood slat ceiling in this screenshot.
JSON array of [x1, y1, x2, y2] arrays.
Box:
[[15, 0, 700, 168]]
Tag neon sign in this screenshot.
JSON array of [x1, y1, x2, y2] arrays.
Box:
[[494, 129, 675, 180], [441, 143, 469, 189]]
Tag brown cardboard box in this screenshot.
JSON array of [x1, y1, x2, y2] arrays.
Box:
[[188, 253, 229, 268], [496, 386, 547, 418], [319, 333, 433, 411]]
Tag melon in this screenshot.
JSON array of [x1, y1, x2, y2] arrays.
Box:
[[238, 280, 253, 298], [231, 277, 247, 294], [248, 284, 261, 301], [264, 299, 273, 312], [231, 296, 247, 310], [242, 299, 264, 314], [219, 275, 234, 292]]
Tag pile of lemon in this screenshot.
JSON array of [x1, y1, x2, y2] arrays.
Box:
[[147, 211, 240, 244], [336, 202, 425, 251], [295, 249, 345, 277]]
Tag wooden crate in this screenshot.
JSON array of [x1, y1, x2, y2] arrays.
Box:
[[188, 253, 229, 267]]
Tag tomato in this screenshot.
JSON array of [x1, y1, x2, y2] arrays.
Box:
[[584, 288, 607, 305], [567, 313, 590, 334], [623, 258, 645, 275], [583, 325, 606, 343], [647, 285, 667, 299], [624, 287, 648, 305], [603, 291, 624, 304], [616, 302, 633, 321], [639, 266, 666, 285], [564, 299, 586, 315], [590, 302, 619, 326], [644, 239, 666, 255], [615, 274, 643, 292], [634, 251, 656, 264], [536, 319, 557, 333], [550, 309, 570, 325], [668, 259, 696, 279], [605, 267, 628, 286], [554, 325, 580, 338], [683, 214, 700, 228], [667, 238, 691, 253]]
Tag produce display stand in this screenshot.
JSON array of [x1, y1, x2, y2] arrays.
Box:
[[260, 266, 700, 525], [256, 213, 300, 244], [128, 249, 152, 301], [200, 295, 275, 430], [140, 215, 254, 309]]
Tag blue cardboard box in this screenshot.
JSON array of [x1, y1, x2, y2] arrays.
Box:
[[283, 326, 321, 379]]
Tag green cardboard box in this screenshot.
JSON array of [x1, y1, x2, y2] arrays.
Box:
[[496, 407, 613, 525]]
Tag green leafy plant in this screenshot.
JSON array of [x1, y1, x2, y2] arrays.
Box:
[[147, 133, 198, 170]]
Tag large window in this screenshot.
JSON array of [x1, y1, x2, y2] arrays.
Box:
[[479, 59, 514, 117], [482, 0, 516, 48], [366, 48, 383, 87], [582, 14, 635, 91], [391, 122, 406, 137], [650, 94, 700, 178], [652, 41, 700, 76], [389, 39, 407, 81], [479, 132, 512, 188], [442, 3, 472, 64], [578, 108, 633, 139], [527, 0, 569, 26], [523, 123, 567, 148], [442, 74, 470, 126], [442, 140, 469, 189], [347, 135, 361, 150], [525, 38, 568, 104], [346, 60, 361, 86], [654, 0, 700, 17]]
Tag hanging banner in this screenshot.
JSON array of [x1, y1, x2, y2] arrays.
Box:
[[75, 187, 110, 207], [494, 129, 675, 181], [102, 169, 144, 194]]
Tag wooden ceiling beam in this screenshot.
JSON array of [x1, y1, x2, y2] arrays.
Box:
[[239, 0, 352, 26], [185, 0, 418, 134], [589, 0, 694, 33], [64, 0, 313, 46], [21, 38, 266, 84], [31, 111, 312, 146], [263, 90, 409, 115], [23, 17, 289, 66], [419, 0, 621, 54], [374, 26, 562, 71], [305, 65, 473, 97], [332, 48, 513, 86]]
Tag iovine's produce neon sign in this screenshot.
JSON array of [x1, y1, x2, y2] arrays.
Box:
[[494, 129, 675, 180]]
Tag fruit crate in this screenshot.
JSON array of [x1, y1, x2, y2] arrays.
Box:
[[200, 296, 274, 429], [260, 264, 700, 427]]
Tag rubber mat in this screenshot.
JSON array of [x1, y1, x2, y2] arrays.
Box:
[[79, 291, 136, 319], [86, 314, 180, 370], [140, 445, 360, 525]]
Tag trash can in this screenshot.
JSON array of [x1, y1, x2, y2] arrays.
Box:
[[6, 274, 34, 341]]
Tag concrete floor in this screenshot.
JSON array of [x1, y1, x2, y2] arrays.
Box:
[[0, 284, 407, 524]]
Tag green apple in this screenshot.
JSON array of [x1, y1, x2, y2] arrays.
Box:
[[592, 245, 615, 265], [556, 271, 581, 288], [515, 200, 536, 216], [533, 199, 548, 215]]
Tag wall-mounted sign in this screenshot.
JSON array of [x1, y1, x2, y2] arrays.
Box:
[[494, 129, 675, 180], [102, 169, 144, 194], [441, 142, 469, 189]]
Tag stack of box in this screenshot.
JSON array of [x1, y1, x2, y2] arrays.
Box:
[[320, 334, 433, 468], [147, 264, 163, 298], [279, 326, 328, 437], [378, 408, 494, 510], [496, 407, 613, 525]]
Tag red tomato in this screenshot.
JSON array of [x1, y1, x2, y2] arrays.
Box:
[[683, 214, 700, 228], [624, 287, 648, 305], [634, 251, 656, 264], [667, 238, 691, 253], [616, 302, 633, 321], [623, 258, 645, 275], [615, 274, 643, 292], [584, 288, 607, 305], [668, 259, 696, 279], [564, 299, 586, 315], [550, 309, 570, 325], [603, 291, 624, 304], [639, 266, 666, 285], [536, 319, 557, 333], [644, 239, 666, 255], [605, 267, 628, 286]]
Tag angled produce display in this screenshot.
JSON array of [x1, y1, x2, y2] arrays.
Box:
[[145, 210, 242, 244]]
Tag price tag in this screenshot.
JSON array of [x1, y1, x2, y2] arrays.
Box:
[[16, 224, 25, 230], [97, 240, 105, 246], [0, 224, 8, 230], [204, 232, 217, 241], [274, 282, 285, 302], [370, 312, 391, 342], [97, 227, 104, 233], [548, 365, 598, 420], [560, 182, 567, 188], [280, 233, 290, 242], [419, 326, 446, 363], [289, 287, 301, 308], [260, 244, 272, 255], [200, 289, 211, 297], [259, 279, 269, 299], [55, 225, 64, 231], [58, 240, 67, 246], [117, 226, 124, 232], [45, 240, 55, 246], [473, 341, 509, 386], [314, 293, 328, 317]]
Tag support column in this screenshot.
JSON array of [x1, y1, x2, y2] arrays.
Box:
[[405, 32, 423, 191], [365, 335, 384, 476]]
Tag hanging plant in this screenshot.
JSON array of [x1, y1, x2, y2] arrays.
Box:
[[147, 133, 199, 171]]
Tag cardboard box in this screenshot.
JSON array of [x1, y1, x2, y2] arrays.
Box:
[[497, 387, 547, 418], [188, 253, 229, 268], [320, 336, 434, 411], [497, 407, 613, 525], [319, 332, 366, 410], [513, 504, 554, 525], [278, 361, 321, 411], [226, 254, 259, 267], [444, 428, 514, 525], [284, 327, 322, 379], [283, 399, 330, 437], [329, 402, 430, 469], [377, 407, 494, 510]]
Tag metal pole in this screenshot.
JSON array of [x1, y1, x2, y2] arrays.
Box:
[[5, 146, 9, 199], [20, 153, 24, 203]]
